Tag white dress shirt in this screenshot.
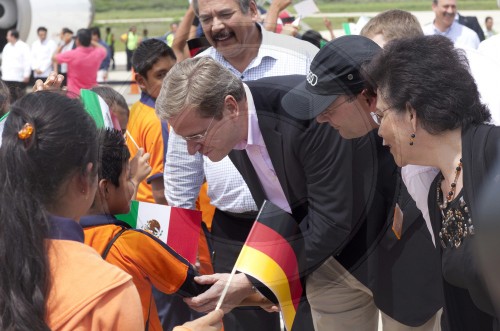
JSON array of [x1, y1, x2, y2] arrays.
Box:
[[463, 47, 500, 125], [59, 39, 75, 74], [165, 26, 318, 212], [401, 165, 439, 246], [237, 84, 291, 213], [1, 40, 31, 82], [31, 38, 57, 78], [423, 21, 480, 49]]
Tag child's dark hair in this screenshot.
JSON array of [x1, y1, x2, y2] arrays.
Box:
[[132, 38, 176, 77], [97, 128, 130, 187], [0, 91, 97, 330], [0, 80, 10, 116]]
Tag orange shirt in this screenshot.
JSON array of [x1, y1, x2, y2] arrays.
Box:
[[126, 93, 168, 203], [81, 214, 207, 331], [46, 216, 143, 330]]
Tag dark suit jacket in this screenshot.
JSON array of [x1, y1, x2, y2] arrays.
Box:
[[458, 14, 485, 41], [428, 124, 500, 330], [229, 75, 442, 326]]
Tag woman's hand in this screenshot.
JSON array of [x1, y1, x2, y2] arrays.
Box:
[[32, 72, 65, 92]]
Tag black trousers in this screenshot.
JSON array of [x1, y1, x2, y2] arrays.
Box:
[[126, 48, 134, 71]]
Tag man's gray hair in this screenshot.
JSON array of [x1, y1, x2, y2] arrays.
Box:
[[192, 0, 252, 16], [156, 56, 245, 121]]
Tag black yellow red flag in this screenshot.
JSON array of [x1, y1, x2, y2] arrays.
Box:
[[235, 200, 305, 331]]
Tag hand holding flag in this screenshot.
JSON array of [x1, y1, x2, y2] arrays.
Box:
[[211, 201, 305, 331]]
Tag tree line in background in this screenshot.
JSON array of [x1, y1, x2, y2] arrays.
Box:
[[94, 0, 497, 14]]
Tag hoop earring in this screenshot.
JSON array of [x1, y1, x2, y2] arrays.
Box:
[[409, 133, 416, 146]]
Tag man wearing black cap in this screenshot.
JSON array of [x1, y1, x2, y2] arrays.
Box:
[[282, 35, 443, 330], [156, 36, 441, 330]]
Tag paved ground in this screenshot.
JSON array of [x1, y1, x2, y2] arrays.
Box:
[[105, 51, 141, 105]]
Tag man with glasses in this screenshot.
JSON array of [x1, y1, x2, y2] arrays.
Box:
[[281, 35, 443, 331], [164, 0, 318, 330], [156, 37, 441, 330]]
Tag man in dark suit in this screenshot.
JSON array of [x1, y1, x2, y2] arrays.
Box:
[[458, 13, 485, 41], [155, 46, 442, 330]]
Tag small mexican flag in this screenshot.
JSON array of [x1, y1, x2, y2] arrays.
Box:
[[0, 112, 8, 147], [116, 200, 202, 264], [80, 89, 121, 130]]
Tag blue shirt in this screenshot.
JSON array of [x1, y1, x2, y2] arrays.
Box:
[[98, 39, 111, 70]]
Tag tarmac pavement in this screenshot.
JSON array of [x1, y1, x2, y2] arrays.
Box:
[[105, 51, 141, 106]]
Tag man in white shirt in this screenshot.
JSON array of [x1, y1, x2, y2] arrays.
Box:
[[54, 28, 74, 87], [423, 0, 480, 49], [1, 29, 31, 101], [31, 27, 57, 81]]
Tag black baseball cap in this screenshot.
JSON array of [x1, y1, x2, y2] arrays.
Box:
[[282, 35, 381, 120]]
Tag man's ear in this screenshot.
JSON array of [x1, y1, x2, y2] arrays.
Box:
[[135, 73, 147, 90], [98, 179, 109, 199], [249, 0, 259, 22], [361, 89, 375, 106], [224, 95, 239, 117]]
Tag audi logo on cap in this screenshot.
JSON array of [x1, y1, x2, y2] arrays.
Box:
[[307, 71, 318, 86]]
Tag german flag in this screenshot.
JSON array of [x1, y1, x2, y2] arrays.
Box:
[[235, 200, 305, 331]]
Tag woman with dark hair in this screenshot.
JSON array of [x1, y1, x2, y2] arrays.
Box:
[[366, 35, 500, 330], [0, 91, 143, 330]]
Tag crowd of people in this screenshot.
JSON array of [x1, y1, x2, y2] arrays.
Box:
[[0, 26, 112, 103], [1, 0, 500, 330]]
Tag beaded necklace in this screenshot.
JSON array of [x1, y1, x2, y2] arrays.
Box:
[[439, 159, 462, 209], [437, 159, 475, 249]]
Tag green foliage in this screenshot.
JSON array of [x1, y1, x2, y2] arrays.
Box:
[[93, 0, 499, 50], [94, 0, 498, 15]]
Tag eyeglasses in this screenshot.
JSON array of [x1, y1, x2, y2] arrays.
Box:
[[370, 106, 391, 126], [320, 95, 356, 116], [181, 114, 217, 142]]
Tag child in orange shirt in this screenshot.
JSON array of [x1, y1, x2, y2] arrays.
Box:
[[81, 128, 212, 331]]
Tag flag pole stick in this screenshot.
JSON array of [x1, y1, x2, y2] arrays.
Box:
[[215, 263, 239, 311], [216, 204, 266, 310], [126, 130, 140, 150]]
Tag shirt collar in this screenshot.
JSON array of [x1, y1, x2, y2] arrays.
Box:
[[432, 20, 457, 35], [233, 83, 265, 150], [48, 215, 85, 242], [140, 92, 156, 108], [80, 214, 132, 228]]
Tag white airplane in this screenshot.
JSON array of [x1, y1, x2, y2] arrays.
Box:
[[0, 0, 94, 50]]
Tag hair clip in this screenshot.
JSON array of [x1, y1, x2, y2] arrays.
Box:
[[18, 123, 34, 140]]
